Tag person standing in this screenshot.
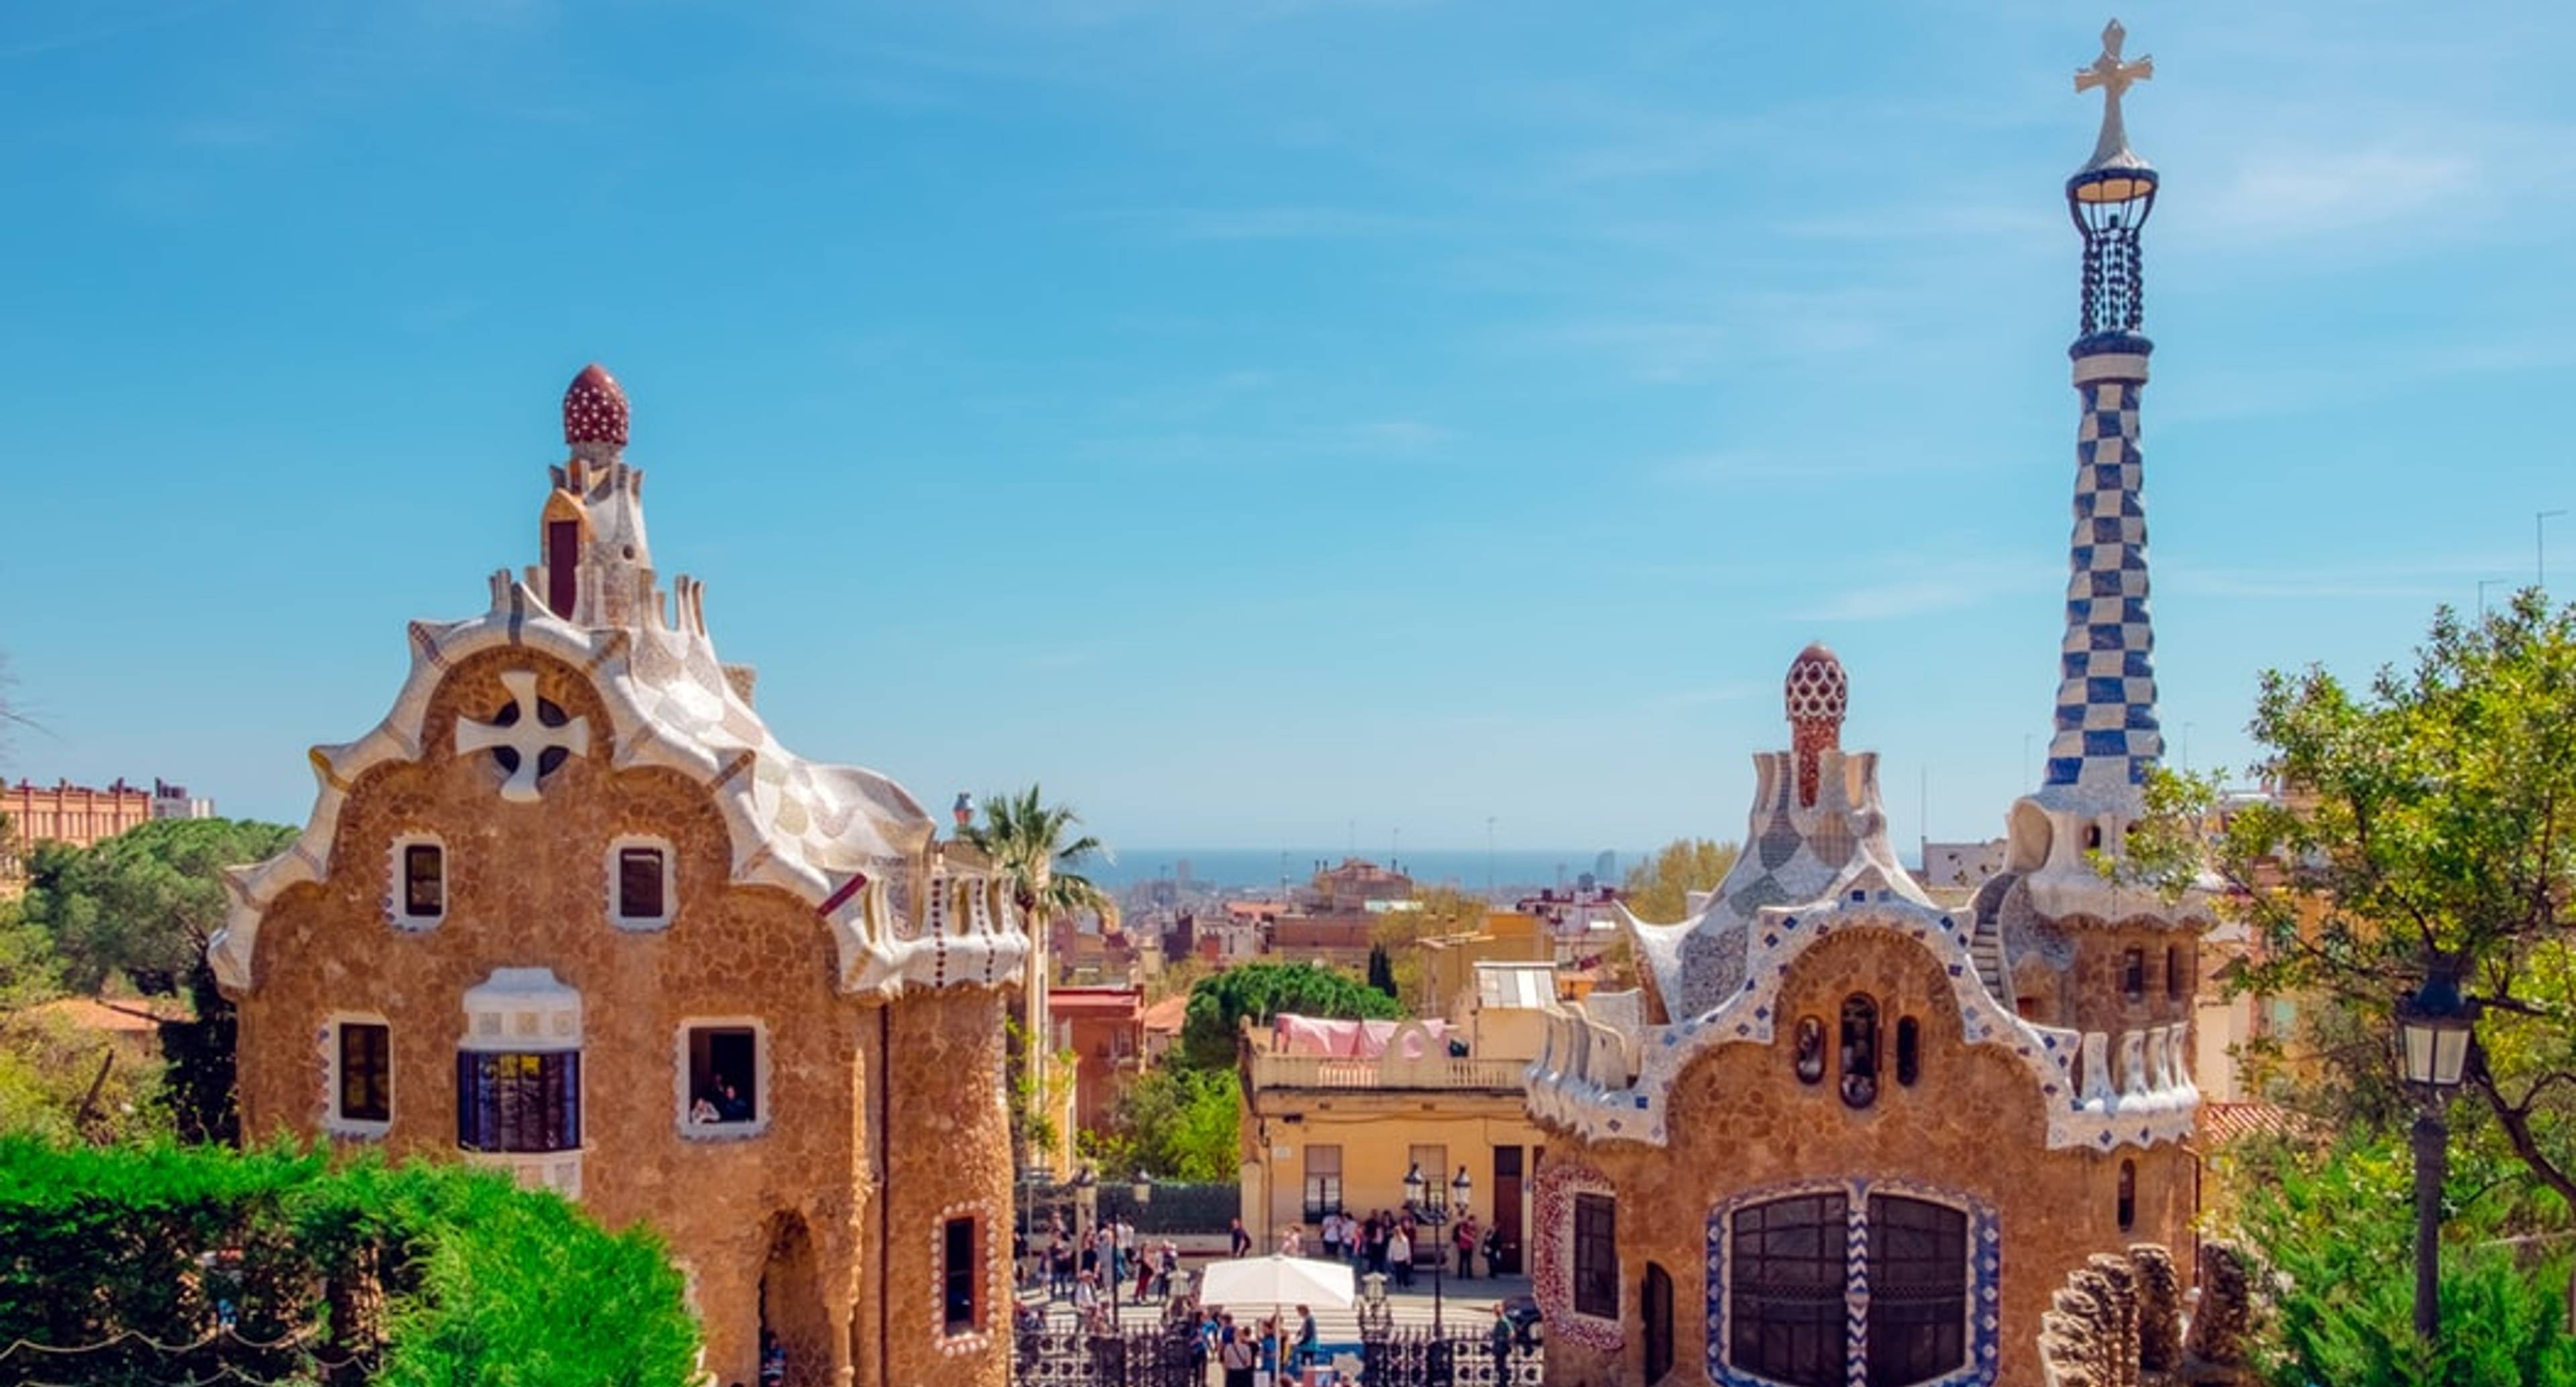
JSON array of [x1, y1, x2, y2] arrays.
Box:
[[1387, 1225, 1413, 1290], [1489, 1302, 1514, 1374], [1218, 1320, 1257, 1387], [1228, 1217, 1252, 1258]]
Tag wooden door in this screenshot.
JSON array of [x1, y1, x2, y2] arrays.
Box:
[[1643, 1261, 1674, 1382], [1493, 1145, 1524, 1275]]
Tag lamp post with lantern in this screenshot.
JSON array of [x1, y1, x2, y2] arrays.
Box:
[[2396, 954, 2479, 1343], [1402, 1162, 1474, 1337]]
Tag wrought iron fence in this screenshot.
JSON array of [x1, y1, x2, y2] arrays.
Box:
[[1009, 1323, 1547, 1386]]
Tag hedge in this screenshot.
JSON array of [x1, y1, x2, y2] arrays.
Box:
[[0, 1138, 700, 1386]]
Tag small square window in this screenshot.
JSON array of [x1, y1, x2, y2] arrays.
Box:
[[682, 1023, 761, 1134], [399, 842, 444, 922], [619, 847, 666, 921], [337, 1021, 390, 1125]]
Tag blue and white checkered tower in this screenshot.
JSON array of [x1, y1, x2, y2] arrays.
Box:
[[2044, 18, 2160, 809], [2002, 21, 2192, 922]]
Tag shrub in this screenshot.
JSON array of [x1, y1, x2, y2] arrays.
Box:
[[0, 1138, 700, 1386]]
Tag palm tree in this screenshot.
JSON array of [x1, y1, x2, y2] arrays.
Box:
[[959, 785, 1115, 1170]]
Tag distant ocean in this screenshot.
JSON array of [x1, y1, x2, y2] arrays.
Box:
[[1085, 848, 1635, 896]]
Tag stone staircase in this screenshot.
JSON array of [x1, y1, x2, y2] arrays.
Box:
[[1966, 871, 2017, 999]]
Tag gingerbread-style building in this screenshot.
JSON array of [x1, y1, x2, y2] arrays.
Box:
[[1522, 23, 2209, 1387], [212, 364, 1028, 1387]]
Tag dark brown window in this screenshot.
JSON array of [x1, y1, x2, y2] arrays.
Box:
[[1866, 1195, 1968, 1387], [402, 844, 443, 918], [2165, 945, 2183, 1000], [618, 846, 666, 920], [2123, 948, 2146, 1001], [457, 1050, 581, 1153], [943, 1216, 980, 1335], [1794, 1016, 1826, 1085], [339, 1021, 390, 1123], [1573, 1192, 1618, 1320], [1839, 995, 1879, 1109], [546, 519, 579, 617], [1302, 1144, 1343, 1221], [1730, 1193, 1847, 1387], [685, 1026, 757, 1126], [2118, 1160, 2136, 1231], [1894, 1017, 1921, 1088], [1642, 1262, 1675, 1382], [2084, 823, 2104, 851]]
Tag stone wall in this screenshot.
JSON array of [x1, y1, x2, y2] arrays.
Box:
[[231, 649, 1011, 1387], [1538, 928, 2196, 1387], [2036, 1241, 2255, 1387]]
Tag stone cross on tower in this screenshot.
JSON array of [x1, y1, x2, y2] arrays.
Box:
[[456, 669, 591, 803], [2075, 19, 2153, 172]]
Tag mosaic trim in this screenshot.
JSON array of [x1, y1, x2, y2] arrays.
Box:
[[208, 579, 1030, 999], [1529, 1160, 1624, 1354], [1528, 900, 2196, 1152], [932, 1201, 1004, 1357], [1703, 1177, 2000, 1387]]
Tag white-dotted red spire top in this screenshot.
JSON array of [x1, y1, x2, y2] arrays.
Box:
[[562, 363, 629, 447], [1784, 642, 1848, 736]]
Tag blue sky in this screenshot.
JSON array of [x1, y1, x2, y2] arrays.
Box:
[[3, 0, 2571, 856]]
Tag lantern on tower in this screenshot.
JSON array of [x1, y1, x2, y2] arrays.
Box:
[[2070, 19, 2157, 352]]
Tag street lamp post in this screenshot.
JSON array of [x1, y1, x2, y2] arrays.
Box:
[[1402, 1164, 1476, 1339], [2396, 956, 2479, 1343], [1071, 1168, 1103, 1327]]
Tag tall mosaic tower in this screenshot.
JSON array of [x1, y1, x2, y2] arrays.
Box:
[[2043, 19, 2161, 808]]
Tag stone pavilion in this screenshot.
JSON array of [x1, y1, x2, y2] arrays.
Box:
[[212, 364, 1029, 1387], [1522, 23, 2211, 1387]]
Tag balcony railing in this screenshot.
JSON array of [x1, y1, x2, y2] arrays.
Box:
[[1246, 1052, 1529, 1093]]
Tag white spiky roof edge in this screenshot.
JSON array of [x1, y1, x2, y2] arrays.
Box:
[[209, 572, 1029, 999]]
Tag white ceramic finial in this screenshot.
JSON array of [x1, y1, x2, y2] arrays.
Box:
[[2074, 18, 2154, 172]]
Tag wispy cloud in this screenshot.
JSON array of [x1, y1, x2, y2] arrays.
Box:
[[1794, 555, 2056, 623], [1652, 449, 1982, 488], [1097, 206, 1453, 242]]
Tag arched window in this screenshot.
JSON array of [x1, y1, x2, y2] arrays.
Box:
[[1839, 995, 1879, 1110], [1894, 1017, 1921, 1088], [2083, 822, 2104, 851], [2117, 1160, 2136, 1232], [1726, 1192, 1970, 1387], [1794, 1017, 1826, 1085], [1866, 1196, 1969, 1386], [1729, 1192, 1847, 1386]]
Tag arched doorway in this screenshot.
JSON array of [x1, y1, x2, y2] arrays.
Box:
[[757, 1212, 830, 1387], [1642, 1261, 1675, 1382]]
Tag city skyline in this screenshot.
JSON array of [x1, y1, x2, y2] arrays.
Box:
[[5, 2, 2571, 850]]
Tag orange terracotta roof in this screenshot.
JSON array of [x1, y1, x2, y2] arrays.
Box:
[[1048, 987, 1144, 1017], [2197, 1101, 2314, 1147], [1138, 995, 1190, 1034]]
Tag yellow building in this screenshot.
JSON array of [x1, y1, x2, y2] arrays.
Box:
[[1236, 964, 1558, 1276], [1417, 911, 1554, 1023]]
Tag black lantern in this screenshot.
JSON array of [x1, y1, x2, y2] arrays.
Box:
[[1450, 1166, 1472, 1213], [1402, 1162, 1426, 1208], [2398, 962, 2477, 1091]]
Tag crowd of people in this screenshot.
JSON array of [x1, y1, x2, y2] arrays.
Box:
[[1309, 1207, 1501, 1286], [1012, 1213, 1181, 1333]]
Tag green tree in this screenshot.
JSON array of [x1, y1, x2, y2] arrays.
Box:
[[961, 784, 1116, 933], [1177, 960, 1403, 1072], [2129, 592, 2576, 1206], [1081, 1064, 1242, 1182], [2219, 1130, 2576, 1387], [19, 817, 297, 1144], [1620, 837, 1742, 923]]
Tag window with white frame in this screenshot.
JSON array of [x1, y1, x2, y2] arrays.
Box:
[[327, 1015, 392, 1135], [678, 1021, 765, 1136], [389, 835, 446, 929], [609, 836, 675, 928]]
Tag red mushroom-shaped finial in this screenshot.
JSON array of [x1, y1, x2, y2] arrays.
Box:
[[1784, 643, 1847, 806], [562, 363, 629, 447]]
